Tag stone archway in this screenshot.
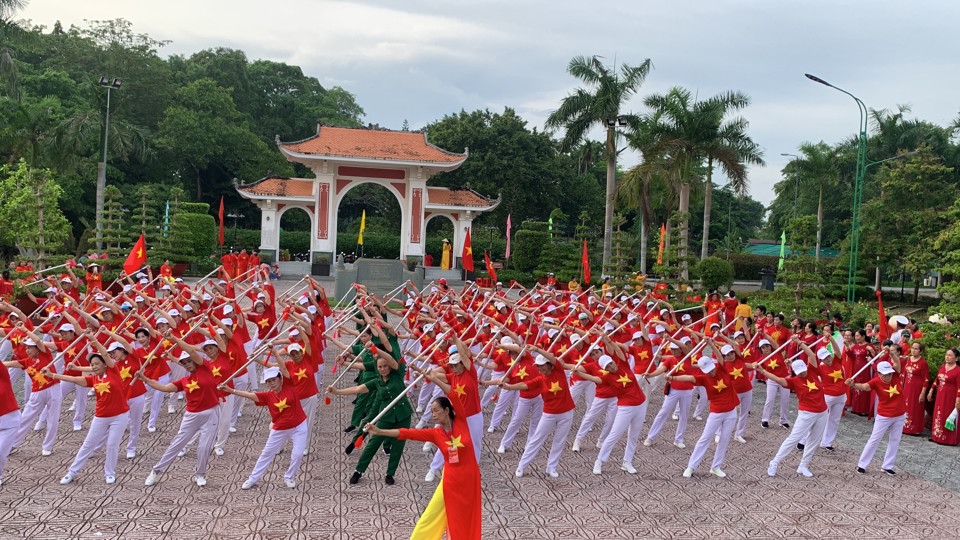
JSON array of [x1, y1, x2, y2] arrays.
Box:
[[423, 213, 457, 268], [334, 180, 405, 260], [278, 206, 313, 262]]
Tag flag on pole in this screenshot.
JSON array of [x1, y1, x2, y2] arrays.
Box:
[[657, 224, 666, 265], [218, 196, 225, 246], [548, 214, 553, 235], [124, 234, 148, 275], [777, 230, 786, 271], [505, 214, 512, 259], [581, 238, 591, 283], [484, 251, 498, 282], [876, 290, 890, 342], [357, 210, 366, 246], [162, 201, 170, 239], [461, 228, 475, 272]]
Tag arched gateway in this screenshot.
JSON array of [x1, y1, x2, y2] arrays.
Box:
[[236, 125, 499, 269]]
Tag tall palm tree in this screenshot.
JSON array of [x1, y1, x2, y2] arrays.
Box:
[[0, 0, 29, 100], [546, 55, 652, 269], [785, 141, 837, 260], [618, 115, 669, 273]]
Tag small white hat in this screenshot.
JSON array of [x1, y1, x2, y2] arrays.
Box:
[[122, 284, 133, 292], [136, 272, 147, 278], [733, 331, 744, 338], [182, 304, 194, 312], [288, 343, 303, 352], [632, 331, 644, 340], [720, 344, 735, 356], [517, 313, 528, 320], [107, 342, 127, 353], [816, 348, 832, 360], [60, 277, 72, 283], [139, 278, 148, 284], [156, 317, 169, 325], [134, 296, 144, 302], [495, 302, 507, 310], [578, 313, 589, 320], [262, 366, 281, 381], [178, 351, 191, 360], [168, 309, 181, 317], [655, 325, 666, 334], [307, 305, 317, 314], [223, 305, 234, 314], [569, 334, 583, 345], [221, 318, 233, 326], [534, 354, 550, 366], [58, 323, 75, 332], [681, 314, 692, 321], [447, 353, 462, 365], [598, 354, 615, 369], [288, 328, 300, 336], [791, 359, 808, 374], [23, 338, 38, 347], [422, 324, 433, 332], [202, 293, 213, 301], [44, 286, 58, 294], [876, 361, 895, 375], [603, 322, 615, 331], [758, 339, 771, 347], [680, 337, 692, 344], [200, 339, 218, 348], [697, 356, 716, 372], [500, 336, 514, 345]]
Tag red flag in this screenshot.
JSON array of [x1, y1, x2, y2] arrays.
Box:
[[218, 196, 225, 246], [581, 239, 591, 284], [484, 251, 497, 283], [123, 234, 148, 275], [876, 290, 890, 342], [657, 224, 666, 265], [461, 228, 475, 272]]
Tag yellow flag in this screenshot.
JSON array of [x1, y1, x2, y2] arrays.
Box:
[[358, 210, 366, 246]]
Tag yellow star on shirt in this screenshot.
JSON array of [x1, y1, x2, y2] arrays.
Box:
[[805, 380, 819, 392], [274, 398, 290, 412], [742, 349, 752, 358], [828, 370, 844, 383], [162, 339, 173, 349], [558, 344, 568, 353], [185, 379, 200, 393], [768, 359, 779, 370], [119, 365, 132, 381], [515, 367, 529, 380], [548, 381, 562, 394], [730, 367, 744, 380], [598, 369, 609, 376], [31, 371, 49, 386], [639, 350, 650, 360], [713, 379, 728, 392], [884, 385, 900, 398], [616, 374, 631, 387], [94, 381, 111, 395], [294, 368, 308, 381], [453, 384, 467, 397], [257, 318, 270, 329], [676, 363, 685, 373], [446, 435, 465, 449], [571, 320, 581, 327], [211, 365, 222, 378]]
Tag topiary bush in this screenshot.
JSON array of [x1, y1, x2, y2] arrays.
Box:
[[697, 256, 734, 291]]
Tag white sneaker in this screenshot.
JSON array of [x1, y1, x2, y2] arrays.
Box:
[[592, 460, 603, 475], [695, 416, 703, 421], [168, 404, 176, 414], [126, 450, 136, 459], [735, 435, 746, 444], [416, 406, 423, 414], [195, 476, 207, 487], [422, 442, 434, 453], [714, 435, 720, 444], [41, 449, 52, 456], [145, 471, 159, 486], [59, 474, 73, 485], [229, 426, 237, 433], [571, 439, 581, 452], [214, 447, 225, 456], [68, 404, 75, 412], [302, 449, 309, 457], [105, 476, 116, 484], [767, 463, 778, 477], [284, 478, 297, 488], [682, 467, 693, 478], [486, 426, 495, 433], [34, 422, 43, 431], [797, 467, 813, 478], [177, 448, 188, 458], [671, 414, 679, 421], [73, 423, 82, 432], [497, 445, 505, 454], [673, 441, 686, 449], [642, 438, 652, 447], [514, 467, 524, 478], [424, 470, 437, 482], [242, 480, 255, 490], [710, 468, 727, 478], [147, 426, 156, 433], [621, 462, 637, 474], [546, 469, 559, 478]]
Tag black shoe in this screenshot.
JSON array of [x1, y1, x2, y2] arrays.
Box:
[[385, 475, 395, 485], [349, 471, 361, 484], [882, 469, 896, 476], [781, 422, 790, 429], [383, 445, 391, 455], [345, 442, 356, 455], [856, 467, 866, 474], [761, 421, 770, 429], [344, 425, 356, 433], [796, 443, 805, 451], [823, 446, 835, 452]]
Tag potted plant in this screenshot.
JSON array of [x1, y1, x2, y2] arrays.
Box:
[[311, 253, 331, 277]]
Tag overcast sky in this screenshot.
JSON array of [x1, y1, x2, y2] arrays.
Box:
[[19, 0, 960, 206]]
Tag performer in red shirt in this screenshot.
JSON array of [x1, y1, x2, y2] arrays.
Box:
[[3, 327, 61, 456], [84, 263, 103, 291], [220, 250, 237, 280], [583, 351, 647, 475], [45, 352, 129, 485], [236, 249, 250, 280], [815, 346, 847, 451], [847, 345, 905, 475], [0, 350, 20, 487]]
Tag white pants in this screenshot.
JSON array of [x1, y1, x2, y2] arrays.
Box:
[[646, 388, 692, 444], [430, 411, 483, 473], [569, 379, 596, 411], [230, 374, 250, 429], [0, 409, 21, 480], [487, 387, 519, 430], [770, 410, 827, 471], [597, 402, 648, 464], [246, 421, 308, 484], [762, 382, 790, 424], [735, 390, 753, 437], [214, 399, 234, 451], [126, 394, 145, 454], [417, 380, 437, 412], [499, 396, 543, 450], [313, 363, 326, 391], [146, 374, 170, 429], [819, 394, 846, 448], [687, 409, 737, 471], [480, 371, 506, 408], [60, 381, 87, 428], [67, 412, 129, 478], [518, 410, 573, 473], [858, 413, 905, 471], [299, 394, 319, 451], [417, 384, 446, 426], [152, 407, 219, 476], [14, 385, 61, 452], [692, 386, 708, 418], [574, 396, 616, 443]]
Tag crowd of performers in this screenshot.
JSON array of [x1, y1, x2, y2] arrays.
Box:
[[2, 267, 960, 540]]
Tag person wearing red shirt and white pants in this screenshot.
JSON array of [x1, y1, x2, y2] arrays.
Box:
[[757, 339, 828, 478], [814, 347, 847, 451], [671, 353, 739, 478], [847, 345, 905, 475], [588, 353, 648, 475], [571, 343, 619, 452], [643, 339, 695, 448], [225, 364, 307, 489], [509, 353, 576, 478], [492, 345, 542, 456], [3, 332, 61, 456], [0, 359, 20, 488], [45, 352, 129, 485]]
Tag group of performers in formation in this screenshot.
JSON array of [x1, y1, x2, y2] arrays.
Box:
[[2, 264, 960, 540]]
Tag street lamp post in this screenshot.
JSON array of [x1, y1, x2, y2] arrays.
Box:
[[780, 153, 801, 219], [96, 76, 122, 250]]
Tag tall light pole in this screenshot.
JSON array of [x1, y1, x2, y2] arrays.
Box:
[[805, 73, 867, 303], [96, 76, 122, 250], [780, 153, 801, 219]]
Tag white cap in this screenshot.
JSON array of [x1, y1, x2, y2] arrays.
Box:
[[447, 345, 458, 355], [161, 284, 171, 291], [175, 277, 184, 282], [534, 354, 550, 366], [134, 296, 144, 302], [215, 328, 225, 336], [758, 339, 771, 347], [447, 353, 462, 365], [543, 317, 555, 324], [578, 313, 589, 320], [655, 325, 666, 334], [440, 297, 451, 304], [58, 323, 75, 332], [122, 284, 133, 292], [517, 313, 528, 320], [156, 317, 169, 325], [791, 359, 808, 374], [223, 305, 234, 314], [221, 318, 233, 326], [669, 342, 681, 349], [733, 331, 744, 339], [288, 328, 300, 336], [262, 366, 281, 381], [60, 277, 72, 283], [136, 272, 147, 278], [495, 302, 506, 310], [877, 361, 895, 375], [307, 306, 317, 314], [23, 338, 38, 347], [632, 298, 641, 306], [891, 315, 909, 326], [107, 342, 126, 353], [200, 339, 218, 348], [257, 292, 265, 298], [405, 299, 415, 307], [532, 293, 542, 299], [646, 301, 655, 308], [496, 281, 503, 286], [604, 292, 613, 297], [500, 336, 514, 345], [44, 286, 58, 293], [298, 296, 309, 305], [139, 278, 148, 284], [680, 337, 692, 344], [218, 279, 227, 285], [710, 323, 720, 329], [598, 354, 615, 369], [569, 334, 583, 345], [202, 293, 213, 301], [603, 322, 615, 331], [288, 343, 303, 353], [627, 314, 638, 322], [632, 331, 644, 340], [168, 309, 181, 317], [182, 304, 194, 312], [697, 356, 716, 372], [720, 344, 735, 356], [178, 351, 191, 360], [422, 324, 433, 332], [681, 314, 692, 321]]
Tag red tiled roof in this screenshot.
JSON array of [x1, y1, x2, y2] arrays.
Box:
[[427, 187, 496, 208], [281, 127, 466, 164], [237, 177, 313, 198]]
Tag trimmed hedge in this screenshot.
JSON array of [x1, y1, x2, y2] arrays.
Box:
[[727, 253, 779, 280]]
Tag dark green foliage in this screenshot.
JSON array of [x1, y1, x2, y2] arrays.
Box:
[[697, 257, 734, 291], [512, 229, 550, 272], [726, 253, 779, 280]]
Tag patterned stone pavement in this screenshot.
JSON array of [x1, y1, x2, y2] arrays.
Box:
[[3, 361, 960, 539]]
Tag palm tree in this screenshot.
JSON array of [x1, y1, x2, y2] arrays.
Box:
[[618, 115, 670, 274], [546, 55, 652, 269], [0, 0, 30, 100], [785, 141, 837, 260]]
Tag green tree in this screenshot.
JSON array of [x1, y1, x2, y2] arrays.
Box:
[[0, 0, 30, 100], [0, 159, 72, 264], [774, 142, 838, 259], [545, 55, 652, 270]]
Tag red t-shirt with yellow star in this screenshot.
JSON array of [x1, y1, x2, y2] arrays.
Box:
[[525, 367, 574, 414], [255, 381, 306, 431], [208, 352, 234, 398], [16, 350, 58, 393], [444, 363, 481, 417], [661, 354, 694, 391], [785, 373, 827, 413], [868, 373, 906, 418], [692, 365, 739, 414], [284, 359, 318, 400], [725, 355, 753, 394], [84, 366, 131, 418], [817, 360, 847, 397], [0, 364, 18, 416], [598, 360, 646, 407], [506, 353, 539, 399], [629, 342, 654, 375], [56, 337, 89, 377], [115, 350, 147, 399], [763, 351, 790, 378], [172, 362, 220, 413]]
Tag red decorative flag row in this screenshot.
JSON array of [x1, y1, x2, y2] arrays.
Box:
[[484, 251, 497, 283]]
